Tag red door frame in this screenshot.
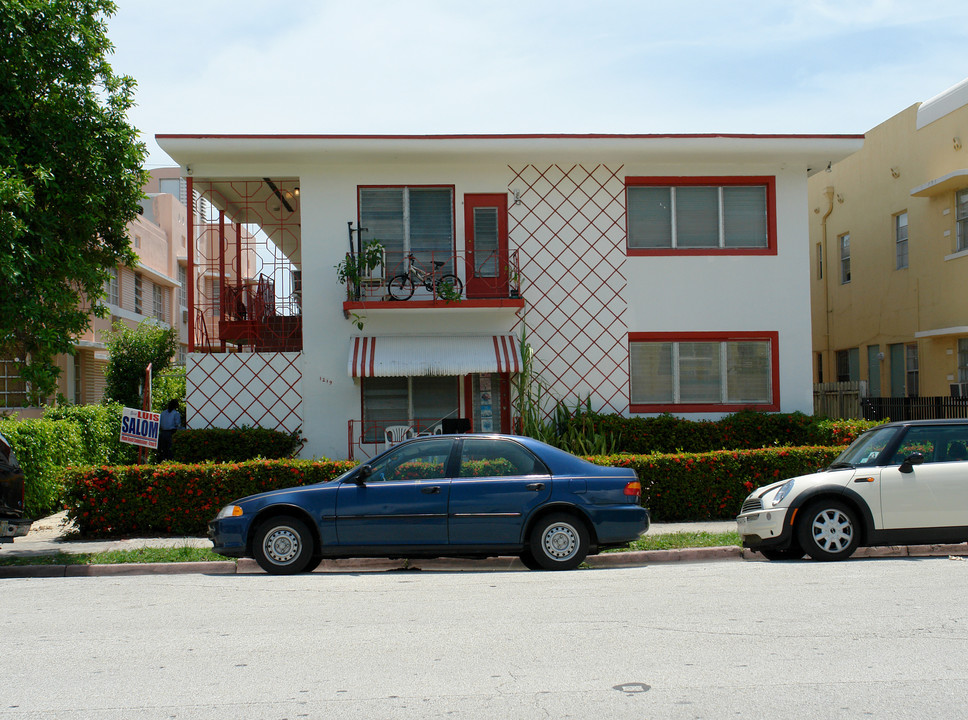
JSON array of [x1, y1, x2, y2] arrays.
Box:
[[464, 193, 509, 299]]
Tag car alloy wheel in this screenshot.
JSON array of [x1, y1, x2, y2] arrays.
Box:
[[529, 513, 589, 571], [253, 515, 315, 574], [797, 500, 860, 561]]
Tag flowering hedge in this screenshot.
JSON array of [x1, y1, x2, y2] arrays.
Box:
[[61, 444, 844, 536], [584, 446, 842, 522], [62, 458, 355, 537]]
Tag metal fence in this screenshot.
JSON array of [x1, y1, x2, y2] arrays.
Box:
[[861, 396, 968, 421]]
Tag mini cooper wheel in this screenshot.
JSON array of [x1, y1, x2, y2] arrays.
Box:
[[528, 513, 589, 571], [253, 515, 315, 574], [797, 500, 860, 561]]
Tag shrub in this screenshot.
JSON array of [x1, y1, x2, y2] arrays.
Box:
[[560, 411, 881, 455], [43, 402, 138, 466], [172, 427, 303, 463], [0, 418, 87, 518], [585, 446, 842, 522], [62, 458, 356, 536]]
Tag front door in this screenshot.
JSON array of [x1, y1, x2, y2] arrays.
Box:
[[335, 437, 455, 546], [879, 425, 968, 529], [464, 193, 508, 299]]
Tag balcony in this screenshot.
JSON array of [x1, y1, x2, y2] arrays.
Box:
[[342, 248, 525, 317]]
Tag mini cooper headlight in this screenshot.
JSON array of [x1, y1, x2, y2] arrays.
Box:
[[216, 504, 243, 520], [771, 479, 795, 507]]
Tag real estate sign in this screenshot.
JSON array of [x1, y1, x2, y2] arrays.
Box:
[[120, 407, 160, 449]]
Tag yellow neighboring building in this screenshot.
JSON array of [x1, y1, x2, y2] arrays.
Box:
[[810, 78, 968, 400]]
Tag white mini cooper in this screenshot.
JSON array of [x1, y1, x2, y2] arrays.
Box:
[[737, 419, 968, 561]]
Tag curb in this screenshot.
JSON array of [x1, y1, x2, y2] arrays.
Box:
[[3, 543, 968, 578]]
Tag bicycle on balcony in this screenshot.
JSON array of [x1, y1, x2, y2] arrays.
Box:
[[387, 253, 464, 301]]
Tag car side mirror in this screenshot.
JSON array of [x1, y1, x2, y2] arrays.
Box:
[[353, 464, 373, 485], [899, 452, 924, 474]]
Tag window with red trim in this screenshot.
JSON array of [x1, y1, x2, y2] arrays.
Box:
[[626, 177, 776, 255], [629, 332, 779, 412]]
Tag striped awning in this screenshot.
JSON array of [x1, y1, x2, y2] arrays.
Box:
[[349, 335, 523, 378]]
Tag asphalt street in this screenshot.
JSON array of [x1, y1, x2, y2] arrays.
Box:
[[4, 557, 968, 719]]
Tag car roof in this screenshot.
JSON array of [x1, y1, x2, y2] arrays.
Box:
[[871, 418, 968, 429], [390, 433, 603, 475]]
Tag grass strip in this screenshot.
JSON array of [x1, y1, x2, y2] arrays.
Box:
[[0, 532, 742, 567], [0, 546, 230, 567], [615, 530, 741, 552]]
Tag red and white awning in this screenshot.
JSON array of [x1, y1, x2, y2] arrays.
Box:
[[349, 335, 523, 378]]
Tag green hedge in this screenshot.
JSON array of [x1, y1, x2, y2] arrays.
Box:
[[564, 411, 879, 454], [585, 446, 842, 522], [0, 418, 87, 519], [62, 459, 355, 536], [43, 402, 138, 465], [172, 427, 303, 463]]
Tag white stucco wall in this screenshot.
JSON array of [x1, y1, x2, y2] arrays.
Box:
[[164, 135, 860, 459]]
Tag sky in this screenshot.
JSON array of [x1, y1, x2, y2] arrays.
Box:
[[106, 0, 968, 169]]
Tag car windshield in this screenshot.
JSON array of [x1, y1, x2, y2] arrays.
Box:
[[829, 425, 901, 468]]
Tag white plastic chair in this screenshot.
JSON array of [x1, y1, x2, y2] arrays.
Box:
[[384, 425, 415, 450]]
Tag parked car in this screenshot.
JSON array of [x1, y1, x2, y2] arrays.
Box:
[[210, 434, 649, 573], [737, 419, 968, 561], [0, 432, 32, 546]]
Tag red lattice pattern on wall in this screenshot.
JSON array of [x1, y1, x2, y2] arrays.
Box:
[[508, 164, 629, 414], [187, 351, 303, 433]]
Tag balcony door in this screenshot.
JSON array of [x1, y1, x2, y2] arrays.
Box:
[[464, 194, 508, 299]]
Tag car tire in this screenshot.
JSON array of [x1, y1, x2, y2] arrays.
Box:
[[797, 500, 860, 561], [759, 546, 805, 561], [518, 549, 544, 570], [302, 555, 323, 574], [528, 513, 589, 571], [253, 515, 315, 575]]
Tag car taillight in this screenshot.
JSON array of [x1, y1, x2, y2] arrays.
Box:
[[624, 481, 641, 497]]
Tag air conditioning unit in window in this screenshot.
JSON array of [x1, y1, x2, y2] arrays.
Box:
[[182, 309, 188, 325], [950, 382, 968, 397]]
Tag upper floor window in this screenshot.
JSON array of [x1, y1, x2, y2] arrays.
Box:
[[629, 332, 778, 412], [178, 265, 187, 309], [104, 267, 119, 306], [840, 233, 851, 284], [359, 186, 454, 273], [895, 212, 909, 269], [957, 190, 968, 252], [134, 272, 143, 314], [626, 177, 775, 255], [153, 285, 165, 322]]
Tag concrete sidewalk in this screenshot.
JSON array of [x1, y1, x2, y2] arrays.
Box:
[[4, 512, 967, 578]]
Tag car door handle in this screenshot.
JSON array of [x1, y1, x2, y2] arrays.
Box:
[[421, 486, 441, 494], [526, 483, 545, 491]]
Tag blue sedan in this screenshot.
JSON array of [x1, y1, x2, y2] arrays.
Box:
[[209, 434, 650, 573]]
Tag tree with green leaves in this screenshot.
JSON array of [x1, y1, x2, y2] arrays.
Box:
[[0, 0, 148, 403], [103, 320, 177, 409]]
